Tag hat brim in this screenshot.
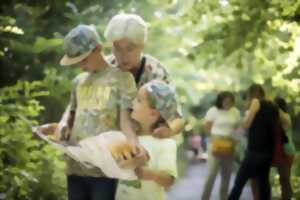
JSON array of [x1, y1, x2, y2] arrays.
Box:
[[60, 50, 92, 66]]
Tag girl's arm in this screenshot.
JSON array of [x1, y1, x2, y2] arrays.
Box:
[[135, 167, 175, 189]]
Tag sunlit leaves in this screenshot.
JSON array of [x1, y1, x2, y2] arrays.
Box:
[[0, 80, 66, 200]]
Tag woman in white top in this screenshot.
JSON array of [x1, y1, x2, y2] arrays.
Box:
[[201, 91, 241, 200]]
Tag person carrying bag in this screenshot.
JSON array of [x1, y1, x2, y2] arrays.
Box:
[[201, 91, 241, 200]]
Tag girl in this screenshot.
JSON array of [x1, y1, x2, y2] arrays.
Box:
[[116, 80, 179, 200]]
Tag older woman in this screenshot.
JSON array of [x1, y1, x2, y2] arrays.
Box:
[[104, 14, 184, 138]]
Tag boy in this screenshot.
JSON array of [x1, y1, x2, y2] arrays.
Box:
[[58, 24, 138, 200]]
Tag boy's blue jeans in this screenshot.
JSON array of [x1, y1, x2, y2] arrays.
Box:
[[67, 175, 117, 200]]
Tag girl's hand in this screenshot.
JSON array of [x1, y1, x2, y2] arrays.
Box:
[[135, 167, 153, 180]]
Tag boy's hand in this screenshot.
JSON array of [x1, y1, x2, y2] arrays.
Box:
[[128, 138, 139, 155], [32, 126, 43, 140], [36, 123, 58, 135], [117, 145, 149, 168], [32, 123, 58, 139], [55, 122, 71, 141], [109, 140, 137, 162], [132, 145, 149, 166], [153, 124, 173, 138]]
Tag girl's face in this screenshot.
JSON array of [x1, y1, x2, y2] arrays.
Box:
[[131, 87, 159, 128], [222, 97, 233, 110]]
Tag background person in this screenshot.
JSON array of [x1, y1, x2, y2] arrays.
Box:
[[201, 91, 241, 200], [228, 84, 279, 200]]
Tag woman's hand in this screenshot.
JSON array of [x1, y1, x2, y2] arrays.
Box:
[[249, 98, 260, 114], [241, 98, 260, 129], [153, 124, 173, 138]]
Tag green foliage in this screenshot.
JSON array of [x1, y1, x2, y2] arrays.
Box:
[[1, 0, 300, 198], [0, 81, 66, 200], [38, 68, 74, 123]]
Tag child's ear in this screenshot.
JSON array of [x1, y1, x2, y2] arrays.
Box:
[[95, 44, 102, 52]]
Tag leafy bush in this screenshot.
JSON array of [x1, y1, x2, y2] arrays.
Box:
[[39, 68, 74, 123], [0, 81, 66, 200]]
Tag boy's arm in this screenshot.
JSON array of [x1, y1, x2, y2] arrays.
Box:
[[56, 79, 77, 140], [55, 104, 76, 140], [120, 109, 138, 146], [135, 167, 175, 189], [118, 71, 138, 148]]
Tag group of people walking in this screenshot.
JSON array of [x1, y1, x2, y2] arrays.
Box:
[[201, 84, 296, 200]]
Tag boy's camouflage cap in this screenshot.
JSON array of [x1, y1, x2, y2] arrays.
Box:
[[60, 24, 100, 66], [144, 80, 178, 124]]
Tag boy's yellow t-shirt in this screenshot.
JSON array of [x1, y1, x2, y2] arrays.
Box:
[[116, 135, 178, 200], [66, 66, 137, 177]]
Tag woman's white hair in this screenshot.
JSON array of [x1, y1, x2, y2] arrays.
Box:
[[104, 13, 148, 45]]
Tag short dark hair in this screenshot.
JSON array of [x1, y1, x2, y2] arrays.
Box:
[[248, 84, 265, 100], [215, 91, 235, 109], [275, 97, 288, 112]]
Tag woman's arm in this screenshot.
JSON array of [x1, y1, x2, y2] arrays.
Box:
[[203, 120, 213, 135], [279, 110, 292, 130], [240, 99, 260, 129]]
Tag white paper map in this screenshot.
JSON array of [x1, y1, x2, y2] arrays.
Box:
[[32, 128, 137, 180]]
